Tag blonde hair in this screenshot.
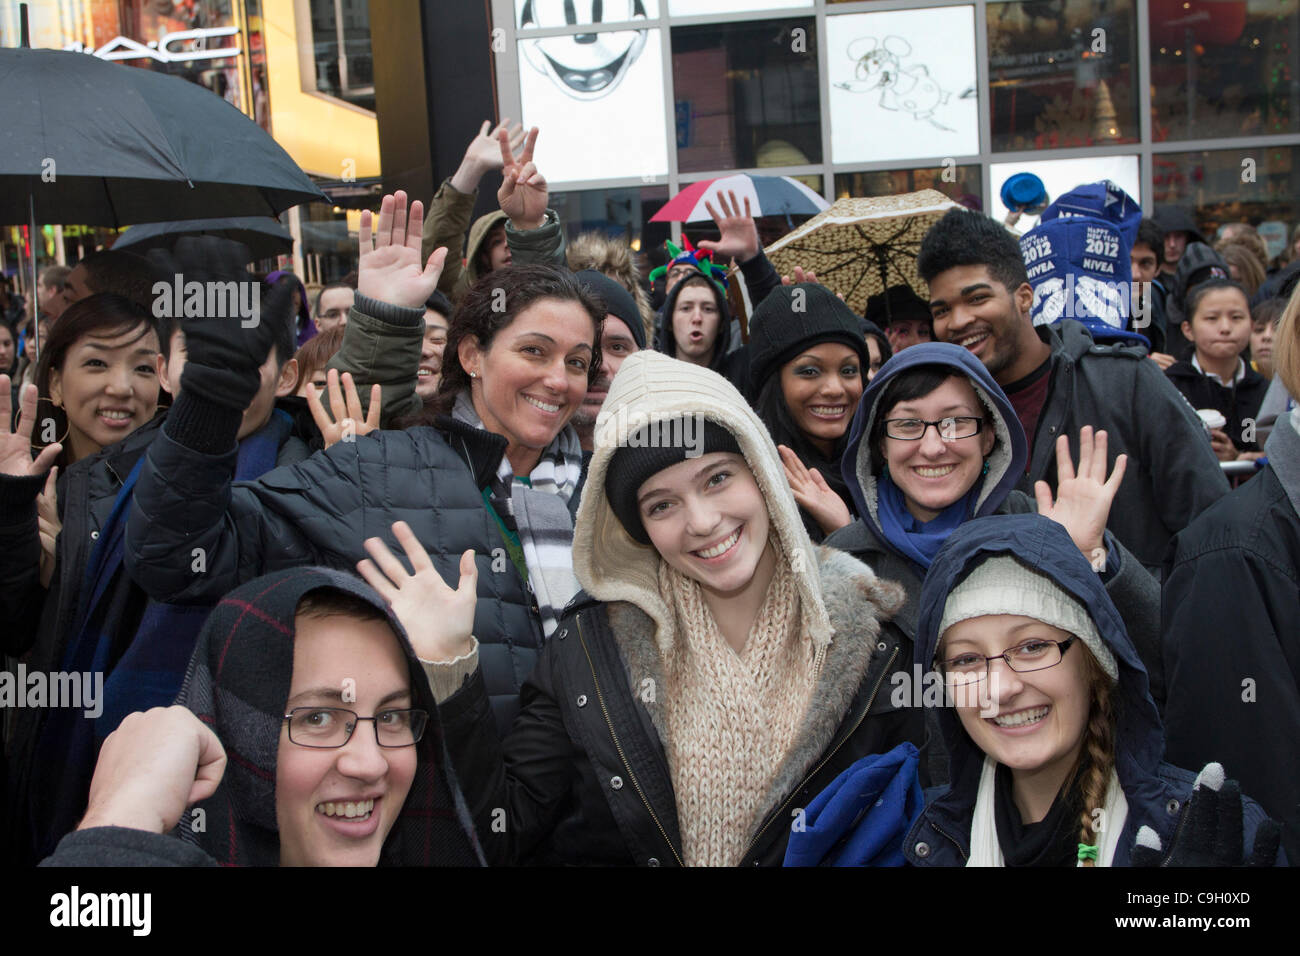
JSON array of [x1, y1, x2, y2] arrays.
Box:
[[1074, 650, 1116, 867], [567, 231, 655, 345], [1216, 242, 1266, 296], [1273, 283, 1300, 398]]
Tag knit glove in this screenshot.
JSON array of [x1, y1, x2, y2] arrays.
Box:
[[1129, 763, 1281, 866], [146, 237, 283, 411]]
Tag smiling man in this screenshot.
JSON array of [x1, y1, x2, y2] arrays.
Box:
[[918, 208, 1228, 576], [569, 270, 644, 452]]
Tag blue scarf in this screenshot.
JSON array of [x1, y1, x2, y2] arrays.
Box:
[[875, 472, 981, 571]]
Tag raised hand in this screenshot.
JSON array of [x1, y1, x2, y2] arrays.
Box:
[[0, 379, 61, 477], [780, 444, 852, 536], [357, 521, 478, 663], [306, 368, 381, 450], [37, 465, 60, 589], [1033, 426, 1126, 560], [697, 190, 759, 265], [357, 191, 448, 310], [79, 706, 227, 835], [497, 126, 546, 231], [466, 118, 525, 173]]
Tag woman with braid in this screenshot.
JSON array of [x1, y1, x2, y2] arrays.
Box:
[[899, 513, 1283, 867]]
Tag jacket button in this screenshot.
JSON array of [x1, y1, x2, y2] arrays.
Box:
[[877, 641, 887, 651], [914, 842, 931, 858], [557, 628, 567, 640], [647, 857, 660, 867], [576, 694, 588, 707], [90, 530, 99, 540], [610, 776, 624, 790], [1166, 799, 1180, 815]]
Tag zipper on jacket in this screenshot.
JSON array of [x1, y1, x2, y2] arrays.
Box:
[[576, 617, 684, 867], [1159, 800, 1192, 867], [743, 644, 900, 861]]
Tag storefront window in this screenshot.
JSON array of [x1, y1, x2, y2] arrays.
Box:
[[835, 165, 983, 211], [549, 185, 671, 249], [987, 0, 1140, 152], [672, 18, 821, 174], [1150, 0, 1298, 141], [1154, 146, 1300, 236], [308, 0, 374, 112], [827, 7, 980, 164], [990, 155, 1140, 230]]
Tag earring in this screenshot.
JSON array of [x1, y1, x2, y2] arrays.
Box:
[[981, 460, 990, 476], [24, 396, 69, 450], [469, 371, 478, 379]]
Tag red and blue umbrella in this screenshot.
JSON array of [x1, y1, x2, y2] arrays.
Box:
[[650, 173, 829, 223]]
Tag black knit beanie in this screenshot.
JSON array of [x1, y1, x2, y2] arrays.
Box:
[[605, 418, 742, 544], [576, 269, 647, 350], [748, 283, 868, 393]]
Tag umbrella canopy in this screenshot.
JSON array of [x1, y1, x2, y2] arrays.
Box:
[[0, 47, 327, 226], [763, 190, 962, 316], [651, 173, 829, 223], [114, 216, 293, 261]]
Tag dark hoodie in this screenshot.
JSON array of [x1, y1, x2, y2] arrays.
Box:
[[41, 567, 485, 867], [1166, 242, 1230, 360], [903, 514, 1281, 866], [655, 275, 751, 398], [826, 343, 1161, 727]]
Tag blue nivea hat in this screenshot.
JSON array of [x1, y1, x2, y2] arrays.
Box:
[[1039, 180, 1142, 250], [1021, 217, 1150, 347], [1000, 173, 1049, 214]]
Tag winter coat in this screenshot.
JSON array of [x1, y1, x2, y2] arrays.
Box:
[[419, 177, 567, 305], [1018, 320, 1228, 573], [1161, 406, 1300, 863], [654, 273, 752, 399], [826, 343, 1162, 778], [903, 514, 1281, 867], [1164, 359, 1268, 451], [43, 566, 484, 867], [1, 411, 310, 864], [123, 396, 580, 740], [435, 351, 922, 865]]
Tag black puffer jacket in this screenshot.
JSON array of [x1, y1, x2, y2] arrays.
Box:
[[440, 546, 917, 866], [1164, 359, 1268, 452], [124, 402, 576, 738]]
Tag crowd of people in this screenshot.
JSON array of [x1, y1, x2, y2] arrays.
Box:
[[1, 119, 1297, 870]]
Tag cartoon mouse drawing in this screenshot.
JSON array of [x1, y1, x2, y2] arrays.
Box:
[[835, 36, 971, 132]]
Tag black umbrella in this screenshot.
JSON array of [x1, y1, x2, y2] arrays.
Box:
[[0, 46, 328, 226], [114, 217, 294, 261]]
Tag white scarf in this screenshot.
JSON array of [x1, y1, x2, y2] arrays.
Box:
[[966, 756, 1128, 867]]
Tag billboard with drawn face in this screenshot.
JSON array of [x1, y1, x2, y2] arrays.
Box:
[[516, 0, 654, 100], [519, 25, 669, 185]]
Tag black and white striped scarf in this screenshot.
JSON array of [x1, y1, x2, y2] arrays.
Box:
[[453, 390, 581, 637]]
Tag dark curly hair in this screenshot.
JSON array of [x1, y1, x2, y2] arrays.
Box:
[[918, 208, 1029, 294]]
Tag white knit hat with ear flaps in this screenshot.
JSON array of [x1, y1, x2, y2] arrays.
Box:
[[937, 555, 1118, 681], [572, 351, 835, 659]]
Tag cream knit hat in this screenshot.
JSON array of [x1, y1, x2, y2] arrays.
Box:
[[572, 350, 835, 657], [937, 555, 1118, 681]]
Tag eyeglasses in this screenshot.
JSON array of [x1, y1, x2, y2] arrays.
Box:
[[320, 308, 349, 320], [938, 635, 1077, 687], [282, 707, 429, 749], [883, 416, 984, 441]]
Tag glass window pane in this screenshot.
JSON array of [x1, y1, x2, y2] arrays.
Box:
[[549, 184, 671, 249], [672, 19, 821, 174], [990, 155, 1140, 230], [309, 0, 374, 112], [835, 165, 984, 212], [827, 8, 979, 164], [1150, 0, 1299, 141], [987, 0, 1139, 152], [669, 0, 811, 11], [1154, 146, 1300, 243], [520, 28, 669, 185]]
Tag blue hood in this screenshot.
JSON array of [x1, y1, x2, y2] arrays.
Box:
[[916, 514, 1166, 826], [840, 342, 1029, 556]]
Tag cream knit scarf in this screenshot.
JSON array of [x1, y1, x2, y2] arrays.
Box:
[[659, 550, 817, 867]]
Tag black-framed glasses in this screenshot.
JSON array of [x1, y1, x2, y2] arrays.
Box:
[[937, 635, 1077, 687], [884, 417, 984, 441], [282, 707, 429, 749]]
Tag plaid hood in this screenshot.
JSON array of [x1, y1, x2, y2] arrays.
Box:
[[174, 566, 484, 867]]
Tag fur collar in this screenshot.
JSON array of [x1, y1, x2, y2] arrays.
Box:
[[605, 546, 906, 840]]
